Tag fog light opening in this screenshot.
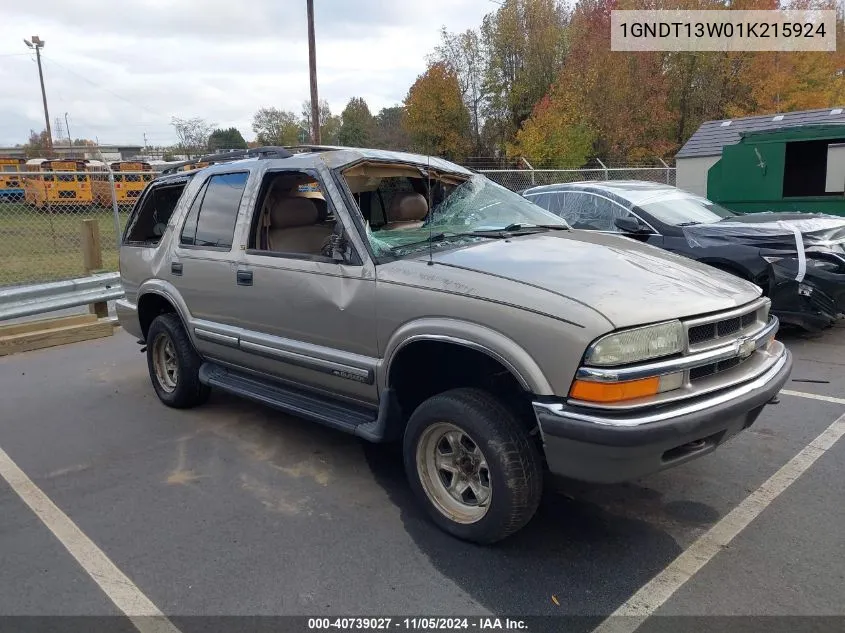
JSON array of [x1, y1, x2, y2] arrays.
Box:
[[662, 431, 723, 463]]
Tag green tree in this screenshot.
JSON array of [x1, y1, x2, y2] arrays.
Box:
[[337, 97, 374, 147], [251, 107, 301, 145], [403, 62, 472, 160], [300, 99, 342, 144], [373, 106, 411, 151], [207, 127, 248, 151]]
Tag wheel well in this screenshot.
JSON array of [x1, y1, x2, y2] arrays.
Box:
[[137, 293, 177, 340], [388, 340, 536, 430]]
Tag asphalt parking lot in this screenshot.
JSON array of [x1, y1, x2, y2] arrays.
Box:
[[1, 323, 844, 633]]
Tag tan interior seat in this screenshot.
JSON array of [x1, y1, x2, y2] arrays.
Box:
[[267, 197, 333, 255], [382, 192, 428, 230]]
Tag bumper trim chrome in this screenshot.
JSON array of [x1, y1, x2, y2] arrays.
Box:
[[536, 349, 790, 428]]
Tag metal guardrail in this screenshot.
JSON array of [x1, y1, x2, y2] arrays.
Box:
[[0, 273, 124, 321]]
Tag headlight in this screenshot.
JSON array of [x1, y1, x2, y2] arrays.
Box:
[[806, 258, 840, 272], [764, 254, 841, 272], [585, 320, 684, 366]]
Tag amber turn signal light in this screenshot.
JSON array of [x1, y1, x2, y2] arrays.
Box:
[[569, 376, 660, 403]]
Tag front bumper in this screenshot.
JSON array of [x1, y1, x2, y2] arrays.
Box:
[[767, 262, 845, 331], [532, 349, 792, 483]]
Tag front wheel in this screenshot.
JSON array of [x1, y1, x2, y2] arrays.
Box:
[[146, 313, 210, 409], [403, 388, 543, 544]]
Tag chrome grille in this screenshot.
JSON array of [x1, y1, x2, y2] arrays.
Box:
[[684, 298, 770, 352], [683, 297, 771, 383], [689, 356, 742, 381]]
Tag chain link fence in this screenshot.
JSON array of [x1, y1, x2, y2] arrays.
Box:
[[0, 170, 145, 288], [1, 163, 677, 288], [477, 167, 676, 192]]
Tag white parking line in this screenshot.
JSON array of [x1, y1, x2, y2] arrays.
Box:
[[591, 409, 845, 633], [0, 446, 182, 633], [781, 389, 845, 406]]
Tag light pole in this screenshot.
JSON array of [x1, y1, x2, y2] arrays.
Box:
[[306, 0, 320, 144], [65, 112, 72, 147], [23, 36, 54, 156]]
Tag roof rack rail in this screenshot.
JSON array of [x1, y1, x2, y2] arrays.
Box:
[[283, 144, 347, 154], [159, 146, 294, 175]]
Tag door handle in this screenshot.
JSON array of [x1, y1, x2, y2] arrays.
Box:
[[171, 262, 183, 276], [236, 270, 253, 286]]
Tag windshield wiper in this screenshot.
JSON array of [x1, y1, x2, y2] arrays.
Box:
[[676, 221, 702, 227], [498, 223, 569, 232], [393, 231, 500, 251]]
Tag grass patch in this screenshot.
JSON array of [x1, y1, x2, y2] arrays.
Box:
[[0, 202, 129, 286]]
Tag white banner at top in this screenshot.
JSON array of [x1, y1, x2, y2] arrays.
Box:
[[611, 10, 836, 52]]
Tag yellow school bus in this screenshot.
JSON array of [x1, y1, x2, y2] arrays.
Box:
[[179, 161, 211, 172], [24, 159, 93, 208], [0, 156, 26, 201], [89, 160, 153, 206]]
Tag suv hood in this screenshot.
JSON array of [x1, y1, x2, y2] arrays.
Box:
[[427, 231, 761, 328]]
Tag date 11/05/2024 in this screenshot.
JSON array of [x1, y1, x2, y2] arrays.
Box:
[[307, 617, 528, 631]]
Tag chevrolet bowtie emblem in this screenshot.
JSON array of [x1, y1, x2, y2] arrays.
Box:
[[738, 337, 755, 359]]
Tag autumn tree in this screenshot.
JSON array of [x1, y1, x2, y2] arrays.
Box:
[[171, 116, 215, 158], [338, 97, 375, 146], [481, 0, 569, 151], [207, 127, 248, 151], [301, 99, 342, 144], [513, 0, 674, 164], [510, 94, 594, 167], [430, 27, 488, 152], [403, 62, 472, 160], [22, 129, 50, 158], [373, 106, 412, 151], [251, 107, 301, 145]]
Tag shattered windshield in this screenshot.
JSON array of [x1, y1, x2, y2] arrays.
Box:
[[638, 192, 736, 226], [366, 175, 569, 258]]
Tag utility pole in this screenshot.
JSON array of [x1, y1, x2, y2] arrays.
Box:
[[65, 112, 72, 146], [306, 0, 320, 144], [143, 132, 148, 155], [23, 36, 53, 156]]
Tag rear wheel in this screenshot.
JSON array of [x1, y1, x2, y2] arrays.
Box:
[[403, 388, 542, 544], [146, 313, 209, 408]]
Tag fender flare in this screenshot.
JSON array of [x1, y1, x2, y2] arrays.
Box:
[[136, 279, 194, 338], [381, 317, 553, 395]]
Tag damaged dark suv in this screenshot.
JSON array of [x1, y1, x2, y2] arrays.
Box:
[[522, 181, 845, 330]]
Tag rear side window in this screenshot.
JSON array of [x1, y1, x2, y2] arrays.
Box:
[[123, 181, 188, 245], [180, 172, 248, 249]]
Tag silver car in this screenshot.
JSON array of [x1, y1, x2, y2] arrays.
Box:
[[117, 146, 792, 543]]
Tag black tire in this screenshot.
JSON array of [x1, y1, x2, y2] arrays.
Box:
[[403, 388, 543, 544], [146, 313, 210, 409]]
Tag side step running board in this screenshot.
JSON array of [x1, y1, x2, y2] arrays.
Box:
[[198, 363, 386, 439]]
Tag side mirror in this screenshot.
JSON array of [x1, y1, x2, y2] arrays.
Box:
[[614, 216, 648, 233]]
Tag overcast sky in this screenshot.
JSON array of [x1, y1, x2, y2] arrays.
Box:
[[0, 0, 494, 147]]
